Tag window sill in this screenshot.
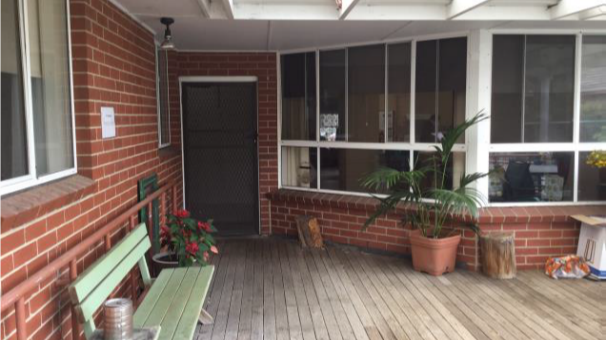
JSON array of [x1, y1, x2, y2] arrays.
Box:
[[158, 145, 180, 159], [267, 189, 605, 225], [1, 175, 95, 232]]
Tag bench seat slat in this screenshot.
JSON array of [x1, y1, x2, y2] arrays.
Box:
[[77, 236, 151, 323], [159, 267, 200, 339], [139, 269, 187, 327], [133, 269, 172, 326], [70, 224, 148, 304], [172, 266, 215, 340]]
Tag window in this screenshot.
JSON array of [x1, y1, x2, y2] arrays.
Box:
[[319, 49, 346, 141], [388, 43, 412, 142], [281, 52, 316, 141], [348, 44, 385, 143], [492, 35, 575, 143], [1, 0, 75, 195], [416, 38, 467, 143], [581, 36, 606, 143], [490, 34, 606, 203], [280, 37, 467, 195], [157, 48, 170, 147]]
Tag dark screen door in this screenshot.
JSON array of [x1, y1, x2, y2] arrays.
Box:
[[182, 82, 258, 236]]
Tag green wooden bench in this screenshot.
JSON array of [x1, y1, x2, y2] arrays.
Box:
[[69, 223, 214, 339]]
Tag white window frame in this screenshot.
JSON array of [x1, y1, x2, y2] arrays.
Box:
[[0, 0, 77, 196], [278, 29, 606, 207], [278, 32, 470, 197], [156, 45, 171, 148], [485, 29, 606, 206]]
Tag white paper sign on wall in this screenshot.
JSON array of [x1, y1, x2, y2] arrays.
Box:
[[101, 106, 116, 139]]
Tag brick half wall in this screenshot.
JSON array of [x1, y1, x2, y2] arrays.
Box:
[[268, 190, 604, 271]]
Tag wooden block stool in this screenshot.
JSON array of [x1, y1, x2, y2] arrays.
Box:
[[480, 232, 516, 279]]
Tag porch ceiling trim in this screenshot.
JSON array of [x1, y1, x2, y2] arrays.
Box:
[[447, 0, 491, 20], [550, 0, 606, 20]]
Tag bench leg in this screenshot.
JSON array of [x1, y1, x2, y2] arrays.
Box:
[[198, 309, 214, 325]]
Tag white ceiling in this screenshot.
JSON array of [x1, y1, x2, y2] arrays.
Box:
[[114, 0, 606, 52]]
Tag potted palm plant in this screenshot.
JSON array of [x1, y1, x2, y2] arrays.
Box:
[[361, 113, 488, 276], [153, 209, 218, 270]]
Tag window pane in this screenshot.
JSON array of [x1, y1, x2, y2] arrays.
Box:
[[415, 40, 437, 143], [524, 35, 575, 143], [158, 48, 170, 146], [320, 149, 409, 193], [578, 152, 606, 201], [491, 35, 525, 143], [438, 38, 467, 143], [415, 38, 467, 143], [281, 147, 317, 189], [581, 35, 606, 142], [1, 0, 29, 181], [28, 0, 74, 176], [388, 43, 411, 142], [489, 152, 574, 202], [281, 52, 316, 140], [413, 152, 466, 191], [320, 49, 346, 141], [347, 44, 385, 142]]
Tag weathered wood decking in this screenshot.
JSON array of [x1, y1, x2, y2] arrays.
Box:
[[196, 238, 604, 340]]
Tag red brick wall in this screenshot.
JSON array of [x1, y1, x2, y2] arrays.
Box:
[[169, 52, 279, 234], [268, 190, 603, 271], [0, 0, 182, 339]]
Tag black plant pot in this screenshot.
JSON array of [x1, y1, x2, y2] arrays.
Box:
[[152, 252, 179, 274]]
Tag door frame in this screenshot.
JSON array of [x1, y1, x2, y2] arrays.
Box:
[[179, 76, 260, 235]]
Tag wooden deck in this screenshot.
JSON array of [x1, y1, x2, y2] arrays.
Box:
[[195, 238, 603, 340]]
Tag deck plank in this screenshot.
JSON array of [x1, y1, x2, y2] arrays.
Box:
[[193, 238, 602, 340]]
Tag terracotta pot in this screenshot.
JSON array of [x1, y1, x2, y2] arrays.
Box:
[[409, 229, 461, 276]]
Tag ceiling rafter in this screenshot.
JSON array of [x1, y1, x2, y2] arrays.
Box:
[[222, 0, 235, 19], [447, 0, 491, 20], [340, 0, 361, 20], [579, 5, 606, 20], [550, 0, 606, 20], [196, 0, 211, 17]]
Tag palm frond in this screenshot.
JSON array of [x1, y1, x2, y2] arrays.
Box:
[[362, 191, 416, 230], [459, 172, 489, 188], [438, 111, 488, 163]]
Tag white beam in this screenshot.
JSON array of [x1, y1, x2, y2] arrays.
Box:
[[196, 0, 210, 17], [457, 5, 551, 20], [447, 0, 490, 20], [550, 0, 606, 20], [345, 5, 446, 20], [231, 4, 337, 20], [340, 0, 361, 20], [221, 0, 234, 19], [579, 5, 606, 20]]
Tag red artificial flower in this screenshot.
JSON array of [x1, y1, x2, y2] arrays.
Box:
[[173, 209, 190, 218], [182, 228, 192, 239], [197, 221, 211, 232], [186, 241, 199, 255], [160, 225, 171, 241], [210, 245, 219, 254], [203, 251, 210, 262]]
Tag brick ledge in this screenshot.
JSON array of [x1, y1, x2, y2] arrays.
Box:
[[1, 175, 96, 231], [267, 189, 605, 225]]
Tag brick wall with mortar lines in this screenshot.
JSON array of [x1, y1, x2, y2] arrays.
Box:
[[0, 0, 183, 339], [169, 52, 279, 235], [268, 191, 603, 271]]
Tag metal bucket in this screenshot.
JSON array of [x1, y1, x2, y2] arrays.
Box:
[[103, 298, 133, 340]]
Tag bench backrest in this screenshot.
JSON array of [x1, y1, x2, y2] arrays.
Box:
[[69, 223, 152, 338]]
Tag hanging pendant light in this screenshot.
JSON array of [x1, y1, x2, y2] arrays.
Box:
[[160, 17, 175, 50]]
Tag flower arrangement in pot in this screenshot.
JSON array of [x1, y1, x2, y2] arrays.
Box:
[[361, 113, 488, 276], [153, 209, 218, 269], [586, 150, 606, 182]]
